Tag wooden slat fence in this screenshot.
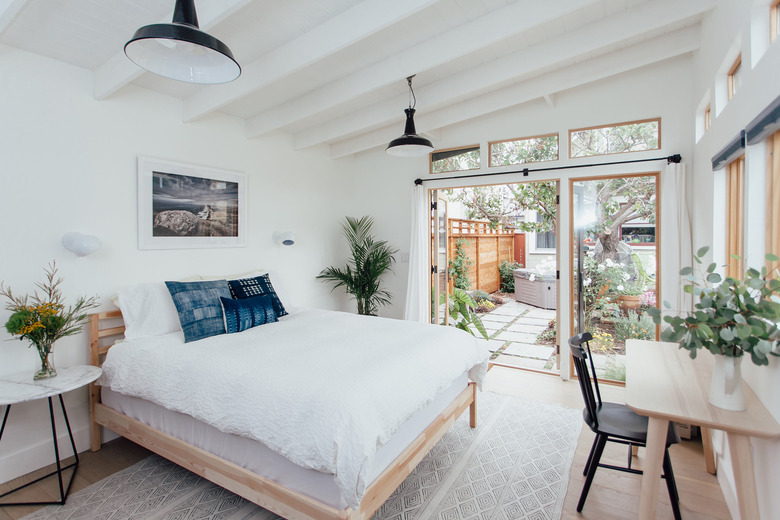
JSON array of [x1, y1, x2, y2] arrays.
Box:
[[448, 219, 514, 293]]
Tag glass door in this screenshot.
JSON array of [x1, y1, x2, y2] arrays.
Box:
[[430, 189, 449, 325], [571, 173, 659, 383]]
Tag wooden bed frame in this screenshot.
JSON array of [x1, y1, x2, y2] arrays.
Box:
[[88, 310, 478, 520]]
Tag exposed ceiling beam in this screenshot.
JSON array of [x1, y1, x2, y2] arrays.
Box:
[[293, 0, 714, 150], [93, 0, 252, 101], [0, 0, 30, 35], [182, 0, 442, 123], [328, 26, 701, 158], [245, 0, 600, 139]]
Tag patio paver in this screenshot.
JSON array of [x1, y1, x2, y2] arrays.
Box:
[[494, 330, 538, 343], [512, 317, 552, 327], [506, 323, 546, 334], [524, 308, 556, 319], [503, 343, 556, 359], [493, 354, 549, 370], [480, 313, 516, 324]]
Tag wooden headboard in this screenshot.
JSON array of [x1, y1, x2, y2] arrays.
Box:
[[88, 309, 125, 451]]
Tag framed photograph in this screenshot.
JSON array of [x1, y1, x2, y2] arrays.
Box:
[[137, 157, 247, 249]]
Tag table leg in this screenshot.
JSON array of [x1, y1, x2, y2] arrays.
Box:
[[727, 433, 760, 520], [638, 417, 668, 520], [700, 426, 717, 475]]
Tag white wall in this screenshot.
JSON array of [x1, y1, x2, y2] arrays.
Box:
[[691, 2, 780, 518], [0, 44, 355, 483]]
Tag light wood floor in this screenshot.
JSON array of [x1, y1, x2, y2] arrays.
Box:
[[0, 366, 730, 520]]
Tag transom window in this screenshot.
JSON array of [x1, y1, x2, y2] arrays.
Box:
[[772, 0, 780, 43], [569, 119, 660, 158], [430, 145, 480, 174], [489, 133, 558, 167], [728, 55, 742, 100]]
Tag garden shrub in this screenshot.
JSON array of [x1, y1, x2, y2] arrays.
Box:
[[471, 289, 490, 301], [613, 311, 655, 342], [449, 238, 472, 290], [498, 260, 523, 292]]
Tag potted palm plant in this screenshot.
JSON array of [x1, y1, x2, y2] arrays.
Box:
[[647, 246, 780, 410], [317, 216, 398, 316]]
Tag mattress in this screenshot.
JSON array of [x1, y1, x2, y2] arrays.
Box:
[[101, 372, 469, 510]]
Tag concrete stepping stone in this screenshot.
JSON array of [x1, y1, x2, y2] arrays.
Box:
[[494, 330, 538, 343], [480, 313, 516, 323], [513, 317, 551, 327], [506, 323, 546, 334], [492, 354, 549, 370], [524, 308, 557, 319], [503, 343, 556, 359]]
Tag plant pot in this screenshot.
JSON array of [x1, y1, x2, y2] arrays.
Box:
[[617, 295, 641, 312], [709, 355, 745, 411]]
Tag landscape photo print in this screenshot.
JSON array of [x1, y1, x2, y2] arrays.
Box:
[[137, 157, 247, 249]]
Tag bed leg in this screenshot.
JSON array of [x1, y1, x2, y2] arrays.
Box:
[[469, 383, 477, 428]]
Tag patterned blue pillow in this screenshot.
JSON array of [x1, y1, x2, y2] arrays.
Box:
[[220, 294, 278, 334], [228, 274, 288, 317], [165, 280, 231, 343]]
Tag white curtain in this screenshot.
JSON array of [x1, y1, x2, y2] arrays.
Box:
[[660, 162, 693, 314], [404, 184, 428, 322]]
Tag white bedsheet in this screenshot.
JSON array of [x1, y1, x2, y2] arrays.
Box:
[[98, 307, 490, 508]]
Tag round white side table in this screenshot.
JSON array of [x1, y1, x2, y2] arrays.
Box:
[[0, 365, 101, 506]]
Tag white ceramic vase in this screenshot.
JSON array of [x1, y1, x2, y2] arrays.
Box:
[[709, 355, 745, 411]]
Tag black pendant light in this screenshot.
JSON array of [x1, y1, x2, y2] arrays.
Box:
[[125, 0, 240, 84], [386, 75, 434, 157]]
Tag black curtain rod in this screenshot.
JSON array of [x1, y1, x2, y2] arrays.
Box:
[[413, 153, 682, 185]]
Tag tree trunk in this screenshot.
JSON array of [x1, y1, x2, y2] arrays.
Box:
[[598, 229, 622, 260]]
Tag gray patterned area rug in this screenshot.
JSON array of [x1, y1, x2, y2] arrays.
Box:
[[24, 392, 582, 520]]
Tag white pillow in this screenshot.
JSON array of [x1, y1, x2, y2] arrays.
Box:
[[116, 282, 182, 340]]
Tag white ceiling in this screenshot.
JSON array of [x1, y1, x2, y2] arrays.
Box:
[[0, 0, 716, 157]]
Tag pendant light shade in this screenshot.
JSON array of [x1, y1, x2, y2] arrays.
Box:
[[125, 0, 240, 84], [386, 76, 434, 157]]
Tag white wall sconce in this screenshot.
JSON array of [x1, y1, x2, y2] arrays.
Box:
[[62, 232, 101, 257], [273, 231, 296, 246]]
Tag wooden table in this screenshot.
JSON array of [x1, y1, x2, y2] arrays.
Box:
[[625, 340, 780, 520]]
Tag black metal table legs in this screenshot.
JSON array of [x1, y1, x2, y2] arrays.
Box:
[[0, 394, 79, 506]]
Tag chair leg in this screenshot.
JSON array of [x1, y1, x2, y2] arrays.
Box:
[[578, 434, 608, 512], [583, 436, 599, 476], [663, 449, 682, 520]]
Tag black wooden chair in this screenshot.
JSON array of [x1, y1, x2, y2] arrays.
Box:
[[569, 332, 682, 520]]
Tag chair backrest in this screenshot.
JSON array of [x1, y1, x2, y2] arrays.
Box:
[[569, 332, 602, 428]]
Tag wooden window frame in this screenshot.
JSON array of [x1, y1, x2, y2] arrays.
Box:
[[488, 133, 559, 168], [704, 105, 711, 131], [429, 144, 481, 175], [568, 118, 661, 159], [728, 55, 742, 100], [772, 0, 780, 43], [768, 131, 780, 274], [726, 155, 745, 280]]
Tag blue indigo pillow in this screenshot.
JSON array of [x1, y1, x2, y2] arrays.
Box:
[[220, 294, 278, 334], [165, 280, 231, 343], [228, 274, 288, 317]]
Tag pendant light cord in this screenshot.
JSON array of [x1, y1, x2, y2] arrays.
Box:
[[407, 75, 417, 109]]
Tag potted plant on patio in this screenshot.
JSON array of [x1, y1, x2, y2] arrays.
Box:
[[647, 246, 780, 410]]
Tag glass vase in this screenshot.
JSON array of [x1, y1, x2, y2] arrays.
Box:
[[34, 344, 57, 380]]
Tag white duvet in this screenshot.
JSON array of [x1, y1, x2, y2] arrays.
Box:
[[98, 307, 490, 509]]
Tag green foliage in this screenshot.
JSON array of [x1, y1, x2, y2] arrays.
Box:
[[449, 288, 489, 339], [449, 238, 472, 290], [471, 289, 490, 301], [647, 246, 780, 366], [498, 260, 523, 292], [445, 181, 557, 233], [536, 318, 556, 344], [613, 311, 655, 343], [317, 216, 398, 316], [570, 120, 659, 157], [490, 135, 558, 167], [431, 147, 480, 174], [1, 262, 100, 358]]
